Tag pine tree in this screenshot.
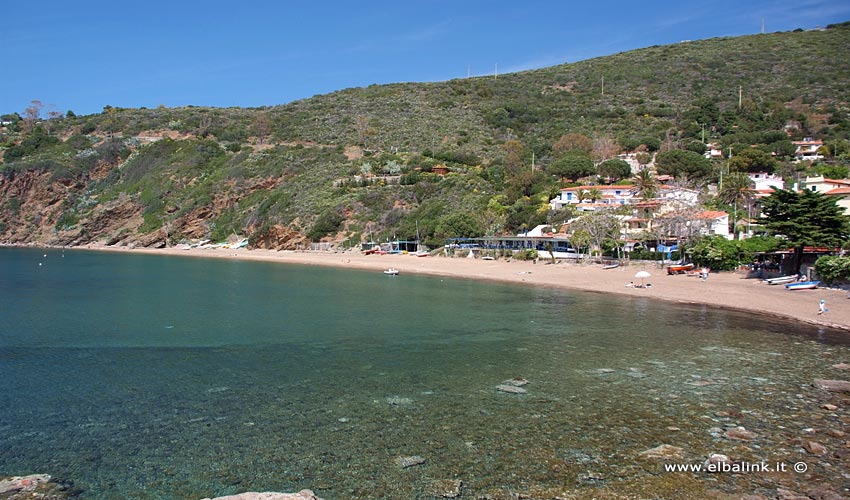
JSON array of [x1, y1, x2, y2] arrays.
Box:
[[761, 189, 850, 273]]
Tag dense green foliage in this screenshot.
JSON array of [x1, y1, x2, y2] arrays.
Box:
[[761, 189, 850, 272], [687, 235, 781, 270], [814, 255, 850, 284]]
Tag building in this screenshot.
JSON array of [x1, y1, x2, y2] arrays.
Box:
[[802, 176, 850, 193], [793, 138, 825, 163], [822, 187, 850, 216]]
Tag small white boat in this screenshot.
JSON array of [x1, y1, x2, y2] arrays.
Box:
[[383, 268, 400, 276], [765, 275, 798, 285], [785, 280, 819, 290]]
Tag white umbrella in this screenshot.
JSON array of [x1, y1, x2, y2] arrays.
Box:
[[635, 270, 651, 287]]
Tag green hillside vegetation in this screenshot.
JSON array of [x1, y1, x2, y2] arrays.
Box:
[[1, 25, 849, 248]]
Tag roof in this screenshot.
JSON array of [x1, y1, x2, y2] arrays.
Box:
[[824, 187, 850, 195], [696, 210, 729, 220]]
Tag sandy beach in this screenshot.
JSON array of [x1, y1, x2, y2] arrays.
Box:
[[77, 244, 850, 334]]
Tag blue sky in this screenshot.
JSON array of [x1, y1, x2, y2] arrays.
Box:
[[4, 0, 850, 116]]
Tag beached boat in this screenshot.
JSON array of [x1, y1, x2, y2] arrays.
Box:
[[602, 263, 620, 270], [785, 280, 819, 290], [666, 263, 694, 275], [383, 268, 399, 276], [765, 275, 798, 285]]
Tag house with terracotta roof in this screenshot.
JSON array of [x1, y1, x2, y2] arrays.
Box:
[[802, 176, 850, 193], [793, 138, 825, 162], [548, 185, 635, 210], [694, 210, 731, 239], [822, 187, 850, 216]]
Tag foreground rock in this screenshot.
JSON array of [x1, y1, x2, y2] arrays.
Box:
[[0, 475, 51, 494], [495, 384, 527, 394], [200, 490, 322, 500], [638, 444, 685, 460], [813, 379, 850, 393], [395, 455, 427, 468]]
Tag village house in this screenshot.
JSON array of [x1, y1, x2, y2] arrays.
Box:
[[793, 138, 825, 162], [802, 175, 850, 193]]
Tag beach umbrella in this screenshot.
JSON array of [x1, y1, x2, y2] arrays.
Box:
[[635, 270, 651, 287]]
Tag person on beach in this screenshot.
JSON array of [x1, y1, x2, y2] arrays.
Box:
[[819, 299, 828, 315]]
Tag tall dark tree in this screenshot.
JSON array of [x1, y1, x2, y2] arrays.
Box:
[[761, 189, 850, 274]]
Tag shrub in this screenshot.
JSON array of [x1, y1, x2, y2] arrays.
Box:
[[814, 255, 850, 284]]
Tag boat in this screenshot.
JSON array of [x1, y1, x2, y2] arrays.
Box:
[[666, 263, 694, 275], [383, 268, 399, 276], [785, 280, 819, 290], [764, 274, 798, 285], [602, 263, 620, 270]]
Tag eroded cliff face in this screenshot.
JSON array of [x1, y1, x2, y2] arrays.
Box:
[[0, 168, 309, 249]]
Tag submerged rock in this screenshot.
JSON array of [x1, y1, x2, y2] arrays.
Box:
[[501, 377, 529, 387], [832, 363, 850, 370], [725, 426, 758, 441], [638, 444, 685, 460], [803, 440, 829, 455], [496, 384, 527, 394], [0, 474, 51, 494], [201, 491, 323, 500], [395, 455, 426, 468], [813, 379, 850, 393], [428, 479, 462, 498]]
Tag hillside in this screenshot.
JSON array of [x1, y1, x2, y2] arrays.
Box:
[[1, 25, 849, 249]]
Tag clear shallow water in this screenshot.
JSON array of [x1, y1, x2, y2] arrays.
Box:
[[1, 247, 849, 499]]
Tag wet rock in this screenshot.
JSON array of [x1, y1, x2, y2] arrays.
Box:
[[725, 426, 758, 441], [638, 444, 685, 460], [776, 490, 810, 500], [828, 429, 846, 438], [501, 377, 529, 387], [385, 396, 413, 406], [428, 479, 462, 498], [594, 368, 615, 374], [803, 440, 829, 455], [813, 379, 850, 393], [822, 404, 839, 411], [201, 491, 323, 500], [496, 384, 527, 394], [0, 474, 51, 494], [832, 363, 850, 370], [395, 455, 426, 468], [703, 453, 732, 470], [806, 486, 846, 500]]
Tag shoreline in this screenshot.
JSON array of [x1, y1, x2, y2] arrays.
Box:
[[19, 242, 845, 335]]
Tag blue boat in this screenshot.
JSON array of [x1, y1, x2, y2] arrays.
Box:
[[785, 280, 820, 290]]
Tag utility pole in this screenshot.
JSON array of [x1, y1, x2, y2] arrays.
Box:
[[494, 63, 498, 80], [761, 17, 765, 34], [531, 151, 535, 174], [467, 65, 470, 78], [739, 86, 743, 110], [601, 76, 605, 96]]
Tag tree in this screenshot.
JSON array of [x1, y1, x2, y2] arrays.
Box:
[[251, 111, 271, 143], [761, 189, 850, 274], [719, 172, 755, 238], [597, 158, 632, 182], [728, 148, 778, 173], [553, 133, 593, 155], [502, 139, 525, 177], [547, 151, 594, 180], [631, 169, 659, 201], [592, 136, 619, 162], [23, 100, 43, 134], [569, 211, 620, 258], [435, 212, 482, 240], [654, 150, 712, 179]]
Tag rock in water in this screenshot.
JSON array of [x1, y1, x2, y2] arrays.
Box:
[[496, 384, 527, 394], [725, 426, 758, 441], [429, 479, 463, 498], [201, 491, 323, 500], [803, 441, 829, 455], [813, 379, 850, 393], [0, 474, 51, 494], [831, 363, 850, 370], [638, 444, 685, 460], [501, 377, 529, 387], [395, 455, 426, 468]]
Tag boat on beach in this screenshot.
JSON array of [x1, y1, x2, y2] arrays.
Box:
[[765, 275, 799, 285], [785, 280, 819, 290], [666, 263, 694, 275]]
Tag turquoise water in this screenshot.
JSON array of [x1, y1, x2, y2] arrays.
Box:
[[1, 247, 849, 499]]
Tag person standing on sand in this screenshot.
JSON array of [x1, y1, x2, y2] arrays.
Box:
[[819, 299, 828, 315]]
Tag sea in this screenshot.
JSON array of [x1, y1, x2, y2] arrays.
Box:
[[1, 247, 848, 499]]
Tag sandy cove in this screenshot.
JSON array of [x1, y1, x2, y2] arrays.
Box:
[[75, 243, 850, 334]]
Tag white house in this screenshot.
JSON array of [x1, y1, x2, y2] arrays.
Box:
[[549, 185, 636, 210], [803, 176, 850, 193], [793, 138, 825, 162], [749, 172, 784, 196], [694, 210, 731, 239], [823, 187, 850, 216]]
